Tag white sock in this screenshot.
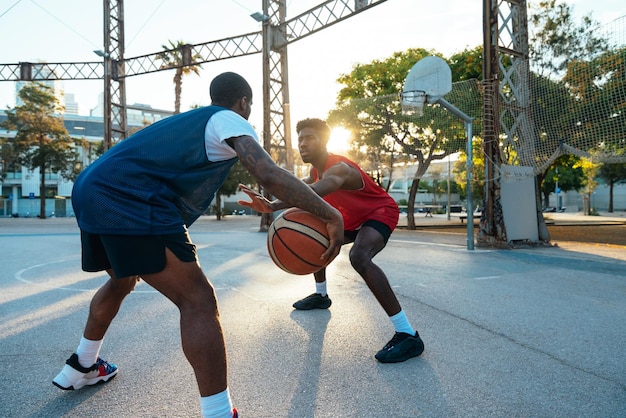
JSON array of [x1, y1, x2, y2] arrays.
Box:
[[315, 281, 327, 296], [76, 336, 103, 368], [200, 388, 234, 418], [390, 310, 416, 335]]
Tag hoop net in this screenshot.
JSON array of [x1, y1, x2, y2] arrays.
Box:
[[400, 90, 426, 116]]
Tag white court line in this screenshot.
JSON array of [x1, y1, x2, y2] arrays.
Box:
[[15, 258, 157, 293], [390, 238, 500, 252], [13, 243, 213, 294], [214, 285, 260, 301], [473, 276, 502, 280], [390, 238, 467, 249]]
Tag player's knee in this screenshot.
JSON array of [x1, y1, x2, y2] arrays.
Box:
[[349, 248, 371, 273], [109, 275, 139, 296], [180, 280, 218, 311]]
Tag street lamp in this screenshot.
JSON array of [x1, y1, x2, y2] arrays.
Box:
[[250, 12, 269, 22], [93, 49, 110, 58]]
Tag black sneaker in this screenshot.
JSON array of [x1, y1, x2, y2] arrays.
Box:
[[375, 331, 424, 363], [292, 293, 332, 310]]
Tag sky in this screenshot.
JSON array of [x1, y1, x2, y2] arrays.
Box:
[[0, 0, 624, 134]]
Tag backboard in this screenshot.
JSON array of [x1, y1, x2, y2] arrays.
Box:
[[401, 56, 452, 115]]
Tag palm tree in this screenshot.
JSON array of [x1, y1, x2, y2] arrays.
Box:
[[157, 40, 202, 114]]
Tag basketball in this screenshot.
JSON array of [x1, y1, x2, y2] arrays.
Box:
[[267, 208, 331, 275]]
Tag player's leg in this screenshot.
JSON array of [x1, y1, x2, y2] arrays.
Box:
[[292, 267, 332, 309], [292, 231, 354, 310], [53, 273, 135, 390], [140, 248, 234, 416], [350, 223, 424, 363], [348, 225, 400, 314], [53, 233, 137, 390], [84, 271, 140, 340]]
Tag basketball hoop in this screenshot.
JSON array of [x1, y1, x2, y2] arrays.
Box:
[[401, 56, 452, 117], [400, 90, 426, 116]]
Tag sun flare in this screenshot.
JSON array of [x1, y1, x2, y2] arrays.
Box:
[[328, 127, 352, 154]]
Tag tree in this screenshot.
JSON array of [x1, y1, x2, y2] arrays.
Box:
[[454, 137, 485, 209], [214, 160, 256, 220], [448, 46, 483, 82], [328, 48, 472, 229], [529, 0, 608, 79], [527, 0, 611, 229], [1, 82, 79, 218], [157, 40, 202, 114], [575, 157, 600, 215], [539, 155, 584, 208], [564, 47, 626, 159], [597, 163, 626, 212]]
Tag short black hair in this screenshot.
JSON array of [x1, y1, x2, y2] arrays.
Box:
[[210, 72, 252, 107], [296, 118, 330, 144]]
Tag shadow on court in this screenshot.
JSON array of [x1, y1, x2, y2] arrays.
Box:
[[0, 216, 624, 417]]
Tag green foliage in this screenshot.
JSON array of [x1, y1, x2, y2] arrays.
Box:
[[0, 82, 80, 217], [528, 0, 619, 194], [328, 47, 482, 228], [334, 48, 440, 101], [453, 137, 485, 206], [529, 0, 608, 78], [218, 160, 255, 197], [574, 157, 600, 215], [448, 46, 483, 82], [540, 154, 584, 206], [597, 162, 626, 212], [213, 160, 256, 219], [564, 47, 626, 157], [157, 40, 203, 114], [598, 163, 626, 185], [2, 83, 78, 179]]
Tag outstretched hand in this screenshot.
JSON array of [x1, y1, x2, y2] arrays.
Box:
[[237, 184, 274, 213]]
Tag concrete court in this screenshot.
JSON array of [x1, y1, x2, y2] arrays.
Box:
[[0, 215, 625, 418]]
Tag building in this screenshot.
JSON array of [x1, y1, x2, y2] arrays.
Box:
[[0, 101, 172, 217]]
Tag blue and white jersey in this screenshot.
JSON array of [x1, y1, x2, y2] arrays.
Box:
[[72, 105, 257, 235]]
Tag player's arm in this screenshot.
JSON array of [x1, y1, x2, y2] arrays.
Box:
[[308, 162, 363, 197], [239, 167, 315, 212], [240, 162, 362, 211], [229, 135, 343, 261]]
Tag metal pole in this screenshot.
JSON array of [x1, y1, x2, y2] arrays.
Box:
[[465, 121, 474, 250], [447, 154, 451, 221], [436, 98, 474, 250]]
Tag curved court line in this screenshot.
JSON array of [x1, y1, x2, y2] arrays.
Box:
[[15, 258, 157, 293]]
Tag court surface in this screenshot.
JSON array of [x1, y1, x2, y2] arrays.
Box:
[[1, 216, 625, 417]]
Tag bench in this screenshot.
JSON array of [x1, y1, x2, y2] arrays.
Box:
[[459, 213, 480, 223]]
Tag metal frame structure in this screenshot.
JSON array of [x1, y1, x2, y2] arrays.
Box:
[[1, 0, 387, 159], [2, 0, 533, 243], [480, 0, 533, 246]]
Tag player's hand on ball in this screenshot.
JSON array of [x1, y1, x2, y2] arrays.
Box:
[[237, 184, 273, 213], [321, 208, 343, 263]]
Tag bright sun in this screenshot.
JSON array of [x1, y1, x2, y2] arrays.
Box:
[[327, 127, 352, 153]]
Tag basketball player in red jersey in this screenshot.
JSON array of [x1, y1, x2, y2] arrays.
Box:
[[239, 118, 423, 363]]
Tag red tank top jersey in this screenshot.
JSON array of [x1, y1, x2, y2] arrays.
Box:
[[311, 154, 400, 231]]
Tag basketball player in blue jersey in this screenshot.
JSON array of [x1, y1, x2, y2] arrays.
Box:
[[52, 72, 344, 418]]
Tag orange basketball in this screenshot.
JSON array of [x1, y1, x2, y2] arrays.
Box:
[[267, 208, 331, 275]]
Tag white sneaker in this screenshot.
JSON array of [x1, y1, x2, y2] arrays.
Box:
[[53, 353, 118, 390]]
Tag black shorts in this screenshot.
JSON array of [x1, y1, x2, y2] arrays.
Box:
[[80, 231, 198, 278], [344, 219, 393, 244]]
